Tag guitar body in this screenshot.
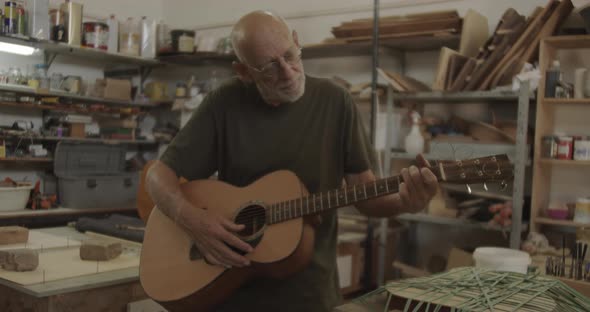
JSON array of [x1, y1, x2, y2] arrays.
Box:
[[140, 170, 315, 312]]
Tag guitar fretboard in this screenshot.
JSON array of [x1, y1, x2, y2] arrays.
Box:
[[267, 165, 443, 224]]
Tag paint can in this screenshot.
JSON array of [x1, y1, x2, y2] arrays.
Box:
[[557, 136, 573, 160], [83, 22, 109, 50], [574, 137, 590, 161]]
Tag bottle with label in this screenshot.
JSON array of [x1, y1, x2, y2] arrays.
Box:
[[106, 14, 118, 53], [545, 60, 561, 98], [119, 17, 140, 56], [404, 111, 425, 155]]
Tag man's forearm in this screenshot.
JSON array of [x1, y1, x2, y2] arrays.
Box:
[[146, 161, 199, 230]]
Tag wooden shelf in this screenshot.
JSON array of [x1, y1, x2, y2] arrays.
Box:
[[397, 213, 526, 232], [543, 98, 590, 105], [544, 35, 590, 49], [534, 217, 590, 228], [0, 157, 52, 163], [0, 206, 136, 219], [0, 35, 161, 67], [0, 134, 162, 145], [0, 84, 171, 109], [0, 101, 147, 117], [158, 52, 236, 66], [538, 159, 590, 166], [391, 90, 532, 102], [302, 34, 460, 59]]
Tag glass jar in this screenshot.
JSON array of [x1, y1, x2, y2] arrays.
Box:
[[35, 64, 49, 89]]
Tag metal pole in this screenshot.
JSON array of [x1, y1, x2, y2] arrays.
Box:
[[510, 81, 529, 249], [364, 0, 380, 290]]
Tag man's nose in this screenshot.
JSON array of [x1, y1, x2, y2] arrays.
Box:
[[277, 57, 298, 80]]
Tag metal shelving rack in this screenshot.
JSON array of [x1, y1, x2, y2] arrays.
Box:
[[382, 83, 532, 251]]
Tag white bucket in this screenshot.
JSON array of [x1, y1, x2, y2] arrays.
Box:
[[473, 247, 531, 274], [0, 184, 33, 211]]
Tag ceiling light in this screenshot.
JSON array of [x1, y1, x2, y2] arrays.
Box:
[[0, 42, 36, 55]]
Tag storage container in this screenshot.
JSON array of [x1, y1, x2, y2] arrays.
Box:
[[54, 142, 138, 209], [473, 247, 531, 274], [0, 184, 33, 211]]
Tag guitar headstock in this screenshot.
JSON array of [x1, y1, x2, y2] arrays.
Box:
[[438, 154, 513, 185]]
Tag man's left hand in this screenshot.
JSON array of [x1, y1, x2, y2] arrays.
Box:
[[398, 154, 439, 214]]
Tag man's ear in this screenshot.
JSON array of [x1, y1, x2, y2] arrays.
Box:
[[232, 61, 253, 83], [292, 30, 300, 47]]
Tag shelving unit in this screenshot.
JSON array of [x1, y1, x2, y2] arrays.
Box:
[[530, 35, 590, 232], [383, 83, 531, 250], [0, 84, 171, 109], [0, 134, 162, 145], [397, 213, 526, 232]]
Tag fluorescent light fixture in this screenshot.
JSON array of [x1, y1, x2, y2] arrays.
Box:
[[0, 42, 36, 55]]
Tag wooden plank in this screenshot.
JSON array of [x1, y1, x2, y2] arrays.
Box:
[[445, 54, 469, 90], [332, 17, 461, 38], [343, 29, 456, 43], [432, 47, 460, 91], [347, 10, 459, 24], [448, 57, 476, 92], [490, 0, 573, 89], [483, 3, 556, 90]]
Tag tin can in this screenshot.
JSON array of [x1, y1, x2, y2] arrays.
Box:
[[4, 1, 17, 34], [557, 136, 573, 160], [574, 137, 590, 161], [83, 22, 109, 50], [541, 136, 558, 159]]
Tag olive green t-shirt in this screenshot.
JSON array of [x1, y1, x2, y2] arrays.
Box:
[[160, 75, 374, 311]]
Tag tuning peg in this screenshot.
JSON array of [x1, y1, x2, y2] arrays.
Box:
[[483, 182, 488, 191], [500, 181, 508, 191], [466, 184, 472, 194]]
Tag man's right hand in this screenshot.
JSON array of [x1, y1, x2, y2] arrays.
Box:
[[188, 206, 253, 269]]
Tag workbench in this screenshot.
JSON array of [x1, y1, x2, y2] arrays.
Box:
[[0, 227, 155, 312]]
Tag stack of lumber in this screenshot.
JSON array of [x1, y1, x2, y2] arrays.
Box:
[[446, 0, 573, 91], [326, 10, 462, 44]]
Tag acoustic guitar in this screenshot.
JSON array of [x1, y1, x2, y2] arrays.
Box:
[[139, 154, 513, 311]]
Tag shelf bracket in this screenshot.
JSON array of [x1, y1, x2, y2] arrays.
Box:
[[44, 51, 57, 68], [139, 66, 153, 94]]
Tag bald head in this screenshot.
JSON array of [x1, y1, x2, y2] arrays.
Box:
[[231, 11, 293, 64]]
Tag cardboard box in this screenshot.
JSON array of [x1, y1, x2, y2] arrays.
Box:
[[69, 123, 85, 138], [338, 240, 364, 295], [95, 78, 132, 101]]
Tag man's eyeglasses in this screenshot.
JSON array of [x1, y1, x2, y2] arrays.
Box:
[[246, 46, 302, 78]]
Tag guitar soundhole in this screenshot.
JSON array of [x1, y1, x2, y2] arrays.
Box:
[[234, 204, 267, 238]]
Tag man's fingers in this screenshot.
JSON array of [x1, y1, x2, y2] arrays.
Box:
[[416, 154, 431, 168], [222, 219, 246, 232], [221, 230, 253, 253], [420, 167, 438, 197], [212, 240, 250, 267]]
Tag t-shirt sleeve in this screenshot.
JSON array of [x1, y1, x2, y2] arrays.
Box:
[[342, 91, 377, 174], [159, 93, 219, 181]]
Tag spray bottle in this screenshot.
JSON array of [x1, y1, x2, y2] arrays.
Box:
[[404, 110, 424, 155]]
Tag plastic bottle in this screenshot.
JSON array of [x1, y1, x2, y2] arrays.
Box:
[[404, 111, 424, 155], [120, 17, 140, 56], [545, 60, 561, 98], [106, 14, 118, 53]]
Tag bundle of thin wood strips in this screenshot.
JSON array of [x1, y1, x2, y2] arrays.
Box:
[[448, 0, 573, 91]]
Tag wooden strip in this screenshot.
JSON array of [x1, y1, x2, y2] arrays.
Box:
[[481, 2, 556, 90], [347, 10, 459, 24], [343, 29, 456, 43], [332, 17, 461, 38], [448, 58, 476, 92], [488, 0, 573, 89], [432, 47, 461, 91]]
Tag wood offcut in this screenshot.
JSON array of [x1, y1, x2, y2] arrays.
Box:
[[0, 226, 29, 245], [0, 249, 39, 272], [79, 239, 122, 261]]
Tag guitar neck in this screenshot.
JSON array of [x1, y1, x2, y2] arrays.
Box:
[[267, 164, 445, 224]]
